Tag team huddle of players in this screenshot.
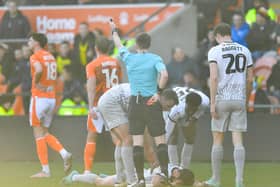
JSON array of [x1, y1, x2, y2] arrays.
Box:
[[27, 22, 252, 187]]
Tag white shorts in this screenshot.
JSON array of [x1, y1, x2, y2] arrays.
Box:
[[87, 107, 105, 134], [29, 96, 56, 128], [211, 100, 247, 132], [97, 93, 128, 131]]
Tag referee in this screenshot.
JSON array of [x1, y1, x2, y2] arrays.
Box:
[[109, 20, 169, 187]]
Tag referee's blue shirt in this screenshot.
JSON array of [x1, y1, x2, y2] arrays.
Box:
[[119, 47, 166, 97]]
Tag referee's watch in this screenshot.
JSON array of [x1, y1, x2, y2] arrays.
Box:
[[157, 85, 164, 94], [111, 28, 118, 35]]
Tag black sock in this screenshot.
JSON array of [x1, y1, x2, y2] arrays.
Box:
[[133, 146, 144, 181], [157, 144, 169, 177]]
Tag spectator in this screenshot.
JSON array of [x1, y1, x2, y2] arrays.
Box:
[[166, 47, 197, 88], [271, 23, 280, 53], [72, 22, 96, 82], [246, 9, 276, 61], [58, 90, 88, 116], [248, 76, 270, 113], [267, 59, 280, 100], [6, 48, 23, 92], [231, 11, 250, 47], [92, 28, 104, 37], [0, 1, 31, 39], [56, 41, 73, 75], [18, 44, 32, 114], [245, 0, 277, 25], [0, 94, 14, 116], [219, 0, 243, 24], [194, 0, 219, 41], [60, 64, 86, 101], [181, 71, 202, 90], [47, 43, 58, 58], [0, 43, 15, 83], [193, 29, 216, 84]]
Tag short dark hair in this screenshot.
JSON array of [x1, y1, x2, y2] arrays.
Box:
[[96, 36, 110, 54], [63, 65, 74, 75], [31, 33, 48, 48], [80, 21, 89, 26], [60, 40, 70, 46], [161, 89, 179, 105], [179, 169, 195, 185], [213, 23, 231, 37], [233, 10, 244, 17], [0, 94, 15, 105], [186, 92, 202, 108], [136, 32, 151, 49]]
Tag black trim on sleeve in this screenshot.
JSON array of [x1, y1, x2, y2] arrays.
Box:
[[247, 64, 253, 68], [168, 115, 176, 123], [209, 60, 217, 64]]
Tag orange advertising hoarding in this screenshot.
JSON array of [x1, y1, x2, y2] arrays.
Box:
[[0, 3, 183, 43]]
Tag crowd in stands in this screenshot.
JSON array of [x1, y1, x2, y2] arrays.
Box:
[[0, 0, 280, 115]]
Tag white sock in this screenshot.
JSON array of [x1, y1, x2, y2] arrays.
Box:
[[59, 149, 69, 159], [121, 146, 137, 184], [234, 145, 245, 184], [114, 146, 125, 183], [72, 173, 98, 184], [42, 165, 50, 174], [168, 145, 179, 166], [211, 145, 223, 183], [180, 143, 193, 169]]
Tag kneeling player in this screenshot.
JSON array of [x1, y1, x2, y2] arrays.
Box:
[[166, 87, 209, 169]]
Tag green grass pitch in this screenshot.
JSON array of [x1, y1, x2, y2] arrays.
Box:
[[0, 161, 278, 187]]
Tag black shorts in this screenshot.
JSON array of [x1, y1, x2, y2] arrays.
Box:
[[128, 95, 165, 137]]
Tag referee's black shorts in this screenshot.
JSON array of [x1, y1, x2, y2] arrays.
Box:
[[128, 95, 165, 137]]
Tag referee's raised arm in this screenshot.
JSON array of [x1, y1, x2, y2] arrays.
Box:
[[109, 19, 123, 49]]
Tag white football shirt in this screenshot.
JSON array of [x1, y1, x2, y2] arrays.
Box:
[[168, 87, 209, 122], [208, 42, 253, 101]]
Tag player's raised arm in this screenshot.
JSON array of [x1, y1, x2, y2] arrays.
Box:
[[109, 19, 123, 49]]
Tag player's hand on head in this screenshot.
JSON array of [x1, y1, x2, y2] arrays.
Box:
[[210, 104, 218, 119]]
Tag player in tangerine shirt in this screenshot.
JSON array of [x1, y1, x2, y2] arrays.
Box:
[[28, 33, 72, 178], [84, 36, 122, 174]]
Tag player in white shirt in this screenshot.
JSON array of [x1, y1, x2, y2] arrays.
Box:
[[204, 23, 253, 187], [62, 164, 195, 187], [165, 87, 209, 170], [82, 83, 179, 186]]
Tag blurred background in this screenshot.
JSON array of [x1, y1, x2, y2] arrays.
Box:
[[0, 0, 280, 162]]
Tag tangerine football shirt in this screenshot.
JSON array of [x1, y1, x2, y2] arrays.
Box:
[[86, 55, 122, 106], [30, 49, 57, 98]]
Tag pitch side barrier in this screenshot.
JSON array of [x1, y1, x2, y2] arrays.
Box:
[[0, 112, 280, 162]]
